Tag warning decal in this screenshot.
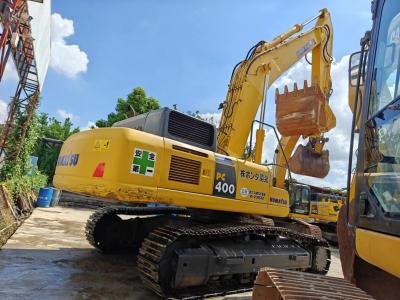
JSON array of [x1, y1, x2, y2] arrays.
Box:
[[93, 139, 111, 152], [131, 148, 156, 176]]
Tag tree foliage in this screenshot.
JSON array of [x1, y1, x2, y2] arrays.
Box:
[[0, 108, 40, 181], [95, 87, 160, 127], [1, 86, 160, 188], [0, 107, 47, 199], [33, 113, 79, 182]]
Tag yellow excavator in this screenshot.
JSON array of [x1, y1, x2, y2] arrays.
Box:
[[289, 183, 345, 242], [55, 9, 337, 298], [254, 1, 400, 299]]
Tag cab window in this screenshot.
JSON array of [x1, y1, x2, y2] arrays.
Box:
[[301, 188, 309, 204], [370, 2, 400, 116], [365, 0, 400, 217], [296, 189, 302, 203]]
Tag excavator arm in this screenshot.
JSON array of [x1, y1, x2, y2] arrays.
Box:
[[217, 8, 335, 189]]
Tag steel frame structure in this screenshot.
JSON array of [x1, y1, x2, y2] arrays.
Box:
[[0, 0, 41, 161]]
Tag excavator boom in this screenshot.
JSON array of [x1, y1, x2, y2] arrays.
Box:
[[218, 9, 335, 187]]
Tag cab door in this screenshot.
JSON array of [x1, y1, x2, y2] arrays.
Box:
[[350, 0, 400, 278], [355, 0, 400, 239]]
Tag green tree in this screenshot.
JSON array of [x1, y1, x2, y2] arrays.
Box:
[[0, 107, 47, 200], [0, 108, 41, 181], [95, 87, 160, 127], [33, 113, 80, 182]]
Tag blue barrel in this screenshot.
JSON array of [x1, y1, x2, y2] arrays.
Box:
[[50, 188, 62, 207], [37, 188, 54, 208]]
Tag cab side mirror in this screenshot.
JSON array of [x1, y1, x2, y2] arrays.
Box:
[[348, 50, 367, 131], [349, 51, 365, 87]]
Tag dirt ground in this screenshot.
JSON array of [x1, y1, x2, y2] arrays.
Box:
[[0, 207, 343, 300]]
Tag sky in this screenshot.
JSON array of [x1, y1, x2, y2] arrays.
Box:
[[0, 0, 373, 188]]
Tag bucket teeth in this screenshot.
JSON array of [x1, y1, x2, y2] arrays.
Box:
[[284, 85, 289, 95], [275, 80, 325, 96]]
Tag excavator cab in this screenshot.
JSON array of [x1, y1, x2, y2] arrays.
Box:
[[275, 82, 334, 178], [338, 0, 400, 297], [289, 183, 311, 215], [255, 3, 400, 299]]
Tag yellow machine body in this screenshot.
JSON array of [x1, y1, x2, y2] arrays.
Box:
[[310, 195, 343, 223], [54, 127, 289, 218], [346, 174, 400, 280], [289, 194, 343, 224], [55, 8, 338, 230], [52, 9, 358, 297], [355, 228, 400, 278], [338, 0, 400, 295]]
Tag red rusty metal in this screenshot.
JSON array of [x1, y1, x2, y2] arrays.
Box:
[[288, 144, 330, 178], [0, 0, 41, 162], [275, 81, 329, 137], [0, 0, 22, 80]]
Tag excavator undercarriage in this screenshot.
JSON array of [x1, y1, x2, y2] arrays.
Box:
[[86, 206, 330, 298]]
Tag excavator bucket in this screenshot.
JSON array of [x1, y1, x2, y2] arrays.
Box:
[[289, 144, 330, 178], [275, 81, 335, 137]]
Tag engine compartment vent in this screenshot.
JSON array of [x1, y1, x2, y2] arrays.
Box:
[[168, 110, 215, 148], [168, 155, 201, 185]]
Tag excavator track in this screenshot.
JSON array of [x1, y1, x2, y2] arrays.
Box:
[[275, 219, 323, 240], [85, 206, 190, 252], [85, 206, 330, 298], [137, 222, 331, 299]]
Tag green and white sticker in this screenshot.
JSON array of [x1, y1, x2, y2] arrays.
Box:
[[131, 148, 156, 176]]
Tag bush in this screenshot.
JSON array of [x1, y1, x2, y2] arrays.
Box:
[[0, 103, 47, 201], [4, 172, 47, 200]]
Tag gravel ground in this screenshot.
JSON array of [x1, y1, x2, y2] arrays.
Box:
[[0, 207, 343, 300]]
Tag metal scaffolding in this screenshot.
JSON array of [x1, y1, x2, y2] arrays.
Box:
[[0, 0, 42, 161]]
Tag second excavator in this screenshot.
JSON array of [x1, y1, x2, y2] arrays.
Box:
[[54, 8, 337, 298], [254, 1, 400, 299]]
